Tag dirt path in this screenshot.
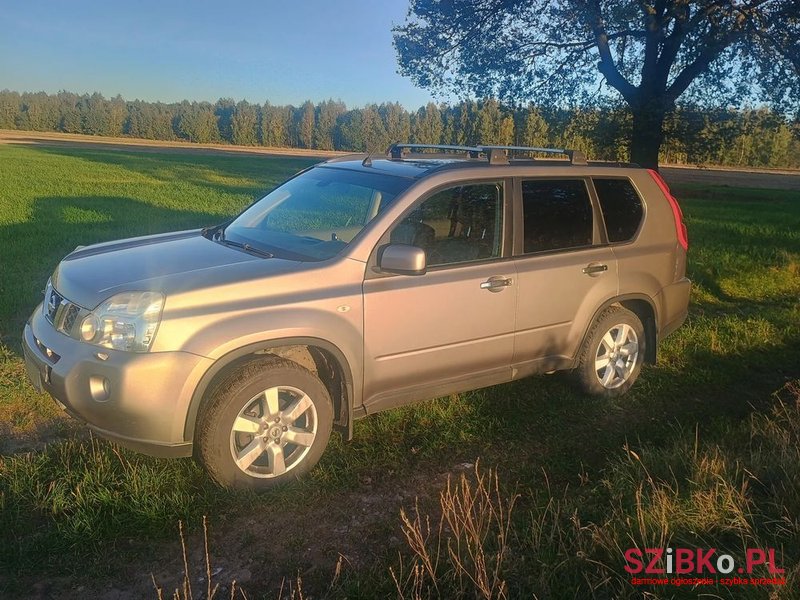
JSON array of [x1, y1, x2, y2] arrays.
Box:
[[0, 129, 343, 160], [16, 464, 467, 600], [661, 165, 800, 191]]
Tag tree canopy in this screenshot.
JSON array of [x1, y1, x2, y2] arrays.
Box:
[[1, 89, 799, 169], [393, 0, 800, 168]]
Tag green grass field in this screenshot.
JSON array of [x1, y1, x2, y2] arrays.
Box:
[[0, 143, 798, 598]]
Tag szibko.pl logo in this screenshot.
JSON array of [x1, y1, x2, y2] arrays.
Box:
[[624, 548, 785, 587]]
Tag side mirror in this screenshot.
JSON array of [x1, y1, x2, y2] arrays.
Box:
[[378, 244, 426, 276]]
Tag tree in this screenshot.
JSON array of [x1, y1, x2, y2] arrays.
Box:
[[360, 104, 390, 152], [176, 101, 219, 143], [0, 91, 21, 129], [520, 106, 550, 148], [231, 100, 258, 145], [476, 98, 514, 144], [379, 102, 411, 145], [108, 95, 127, 137], [411, 102, 443, 144], [314, 99, 347, 150], [394, 0, 800, 168], [296, 101, 316, 148], [334, 109, 364, 150], [261, 102, 291, 147], [20, 92, 59, 131], [81, 92, 112, 135], [215, 98, 236, 143]]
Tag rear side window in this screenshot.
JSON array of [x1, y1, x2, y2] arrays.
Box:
[[521, 179, 593, 253], [593, 178, 644, 243]]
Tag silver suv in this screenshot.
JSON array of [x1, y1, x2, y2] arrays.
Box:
[[22, 144, 690, 489]]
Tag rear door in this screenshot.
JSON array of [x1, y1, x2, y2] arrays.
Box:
[[511, 177, 618, 369]]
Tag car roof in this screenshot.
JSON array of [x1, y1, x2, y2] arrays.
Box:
[[319, 157, 459, 179]]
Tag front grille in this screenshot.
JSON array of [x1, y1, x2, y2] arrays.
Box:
[[62, 303, 80, 331], [43, 283, 86, 335], [45, 286, 64, 324]]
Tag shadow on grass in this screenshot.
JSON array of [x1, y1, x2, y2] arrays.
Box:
[[0, 195, 224, 354], [19, 143, 318, 200]]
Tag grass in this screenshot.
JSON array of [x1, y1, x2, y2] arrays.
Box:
[[0, 145, 316, 441], [0, 143, 798, 598], [383, 384, 800, 599]]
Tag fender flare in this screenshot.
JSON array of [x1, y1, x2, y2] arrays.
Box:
[[183, 337, 357, 443], [575, 294, 659, 365]]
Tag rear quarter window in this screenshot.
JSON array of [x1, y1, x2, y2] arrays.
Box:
[[592, 178, 644, 243]]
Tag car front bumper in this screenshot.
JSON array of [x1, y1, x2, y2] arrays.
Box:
[[22, 303, 213, 458]]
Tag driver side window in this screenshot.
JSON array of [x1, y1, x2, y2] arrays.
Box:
[[389, 182, 503, 267]]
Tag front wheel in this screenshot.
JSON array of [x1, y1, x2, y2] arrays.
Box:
[[197, 357, 333, 490], [574, 306, 645, 397]]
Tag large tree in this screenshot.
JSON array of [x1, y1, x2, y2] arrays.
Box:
[[394, 0, 800, 168]]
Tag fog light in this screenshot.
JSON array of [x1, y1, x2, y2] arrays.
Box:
[[89, 375, 111, 402]]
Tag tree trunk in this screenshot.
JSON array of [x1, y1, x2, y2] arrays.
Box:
[[630, 102, 667, 170]]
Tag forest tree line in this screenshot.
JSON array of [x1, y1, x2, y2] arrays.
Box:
[[1, 90, 798, 169]]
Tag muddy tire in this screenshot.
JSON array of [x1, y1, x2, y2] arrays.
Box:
[[197, 357, 333, 490], [574, 306, 645, 398]]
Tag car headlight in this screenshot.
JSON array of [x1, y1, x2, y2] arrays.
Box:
[[77, 291, 164, 352]]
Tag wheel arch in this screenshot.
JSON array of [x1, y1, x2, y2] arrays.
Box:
[[576, 294, 658, 365], [184, 337, 356, 444]]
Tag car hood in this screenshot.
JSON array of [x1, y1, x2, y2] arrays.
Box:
[[51, 229, 299, 309]]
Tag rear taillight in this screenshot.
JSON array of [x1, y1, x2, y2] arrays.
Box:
[[647, 169, 688, 251]]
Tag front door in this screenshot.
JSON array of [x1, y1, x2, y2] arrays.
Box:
[[362, 180, 516, 412]]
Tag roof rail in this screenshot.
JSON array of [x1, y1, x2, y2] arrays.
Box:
[[387, 143, 587, 165], [479, 145, 588, 165], [388, 143, 482, 159]]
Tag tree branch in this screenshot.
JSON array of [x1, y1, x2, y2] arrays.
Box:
[[665, 0, 771, 101], [638, 0, 662, 91], [518, 30, 645, 54], [656, 1, 691, 85], [666, 41, 727, 100], [585, 1, 637, 102]]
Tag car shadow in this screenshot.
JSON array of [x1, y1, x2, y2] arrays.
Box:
[[15, 143, 318, 200]]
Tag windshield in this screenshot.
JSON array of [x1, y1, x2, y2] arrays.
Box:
[[222, 166, 411, 260]]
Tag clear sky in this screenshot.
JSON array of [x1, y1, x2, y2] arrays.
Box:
[[0, 0, 437, 110]]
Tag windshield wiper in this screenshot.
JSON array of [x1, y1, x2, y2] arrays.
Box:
[[218, 238, 274, 258]]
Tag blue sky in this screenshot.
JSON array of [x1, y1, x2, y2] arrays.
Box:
[[0, 0, 437, 110]]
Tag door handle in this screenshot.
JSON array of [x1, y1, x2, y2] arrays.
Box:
[[582, 263, 608, 276], [480, 277, 512, 292]]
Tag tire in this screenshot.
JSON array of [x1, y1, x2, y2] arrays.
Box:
[[574, 306, 645, 397], [197, 356, 333, 490]]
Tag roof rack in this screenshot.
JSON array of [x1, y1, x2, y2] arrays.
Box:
[[387, 143, 587, 165], [388, 143, 483, 158]]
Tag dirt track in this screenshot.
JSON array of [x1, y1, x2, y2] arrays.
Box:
[[661, 165, 800, 191], [0, 129, 341, 160], [3, 129, 799, 190]]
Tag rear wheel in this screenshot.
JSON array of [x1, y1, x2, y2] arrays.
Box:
[[574, 307, 645, 397], [197, 357, 333, 490]]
